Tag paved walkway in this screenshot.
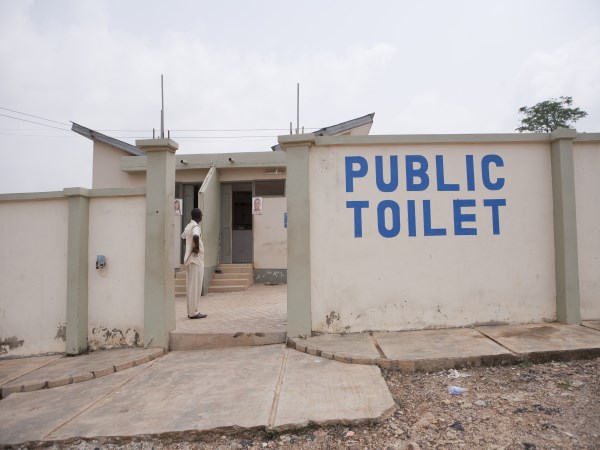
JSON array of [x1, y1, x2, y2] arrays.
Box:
[[0, 346, 393, 446], [290, 321, 600, 371], [170, 283, 287, 350], [0, 282, 599, 447]]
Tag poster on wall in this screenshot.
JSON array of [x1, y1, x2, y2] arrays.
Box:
[[252, 197, 263, 215], [174, 199, 183, 215]]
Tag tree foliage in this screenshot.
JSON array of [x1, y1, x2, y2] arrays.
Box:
[[516, 96, 587, 133]]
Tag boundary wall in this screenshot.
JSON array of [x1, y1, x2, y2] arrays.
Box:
[[0, 187, 146, 357], [280, 130, 600, 337]]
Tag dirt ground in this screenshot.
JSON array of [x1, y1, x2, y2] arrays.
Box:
[[23, 357, 600, 450]]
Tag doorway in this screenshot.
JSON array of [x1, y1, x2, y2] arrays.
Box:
[[221, 182, 253, 264], [176, 182, 202, 264]]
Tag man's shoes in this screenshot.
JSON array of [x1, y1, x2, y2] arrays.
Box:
[[188, 312, 207, 319]]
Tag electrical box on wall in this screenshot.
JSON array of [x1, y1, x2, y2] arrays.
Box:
[[96, 255, 106, 269]]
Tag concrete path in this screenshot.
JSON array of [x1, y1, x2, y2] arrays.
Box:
[[0, 348, 163, 399], [290, 322, 600, 371], [2, 318, 600, 446], [0, 345, 394, 446]]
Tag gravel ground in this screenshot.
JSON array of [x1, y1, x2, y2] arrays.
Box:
[[12, 357, 600, 450]]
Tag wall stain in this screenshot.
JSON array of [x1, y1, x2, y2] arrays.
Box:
[[55, 323, 66, 342], [89, 326, 141, 351], [325, 311, 340, 326], [0, 336, 25, 355]]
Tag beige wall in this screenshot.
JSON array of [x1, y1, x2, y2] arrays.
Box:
[[309, 143, 556, 332], [87, 196, 146, 349], [175, 169, 208, 184], [220, 168, 286, 183], [254, 197, 287, 269], [0, 198, 69, 356], [93, 142, 146, 189], [574, 142, 600, 319]]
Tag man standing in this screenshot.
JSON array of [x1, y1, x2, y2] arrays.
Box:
[[181, 208, 207, 319]]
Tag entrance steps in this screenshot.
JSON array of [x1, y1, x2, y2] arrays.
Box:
[[175, 270, 186, 297], [209, 263, 254, 293], [175, 264, 254, 296]]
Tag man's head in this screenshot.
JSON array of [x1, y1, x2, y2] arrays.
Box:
[[191, 208, 203, 222]]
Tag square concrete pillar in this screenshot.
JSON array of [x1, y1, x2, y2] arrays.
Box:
[[550, 128, 581, 324], [136, 139, 178, 349], [63, 188, 90, 355], [279, 134, 315, 337]]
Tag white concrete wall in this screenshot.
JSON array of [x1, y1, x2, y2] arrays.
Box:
[[309, 143, 556, 332], [253, 197, 287, 269], [0, 198, 68, 356], [574, 142, 600, 319], [220, 168, 286, 183], [93, 142, 146, 189], [175, 169, 208, 184], [87, 196, 146, 349]]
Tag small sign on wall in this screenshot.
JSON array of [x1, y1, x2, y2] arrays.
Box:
[[284, 212, 288, 228], [174, 199, 183, 215], [252, 197, 263, 215]]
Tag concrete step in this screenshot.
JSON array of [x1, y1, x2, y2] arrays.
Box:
[[208, 285, 248, 293], [175, 271, 186, 279], [169, 330, 287, 351], [217, 263, 253, 271], [214, 272, 252, 280], [208, 264, 254, 293], [211, 278, 250, 286]]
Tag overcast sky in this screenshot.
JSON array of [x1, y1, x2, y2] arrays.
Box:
[[0, 0, 598, 193]]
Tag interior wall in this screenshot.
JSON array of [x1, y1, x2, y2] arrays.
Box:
[[253, 196, 287, 269]]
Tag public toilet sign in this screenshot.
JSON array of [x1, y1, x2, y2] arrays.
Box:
[[344, 153, 506, 238]]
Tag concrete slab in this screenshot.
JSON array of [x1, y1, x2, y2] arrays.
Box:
[[174, 284, 287, 335], [171, 284, 287, 350], [373, 328, 515, 371], [294, 333, 381, 362], [582, 320, 600, 331], [476, 323, 600, 358], [0, 363, 152, 446], [1, 344, 396, 446], [1, 348, 163, 396], [170, 331, 286, 351], [48, 345, 286, 440], [0, 354, 63, 386], [273, 349, 395, 430]]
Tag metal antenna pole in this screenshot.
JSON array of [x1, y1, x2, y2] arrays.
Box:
[[161, 75, 165, 139], [296, 82, 300, 134]]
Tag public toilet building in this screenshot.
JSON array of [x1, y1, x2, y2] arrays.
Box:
[[1, 115, 598, 356]]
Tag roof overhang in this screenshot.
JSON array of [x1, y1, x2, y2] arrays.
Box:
[[271, 113, 375, 151], [71, 122, 145, 156]]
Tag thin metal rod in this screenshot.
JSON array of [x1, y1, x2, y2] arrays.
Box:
[[161, 75, 165, 139], [296, 83, 299, 134]]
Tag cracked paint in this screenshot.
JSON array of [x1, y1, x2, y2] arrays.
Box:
[[0, 336, 25, 355], [55, 323, 66, 342], [89, 326, 141, 350], [325, 311, 341, 326]]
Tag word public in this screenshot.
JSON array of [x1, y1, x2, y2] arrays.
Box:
[[344, 154, 507, 238]]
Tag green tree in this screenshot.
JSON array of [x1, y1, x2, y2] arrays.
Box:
[[516, 96, 587, 133]]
